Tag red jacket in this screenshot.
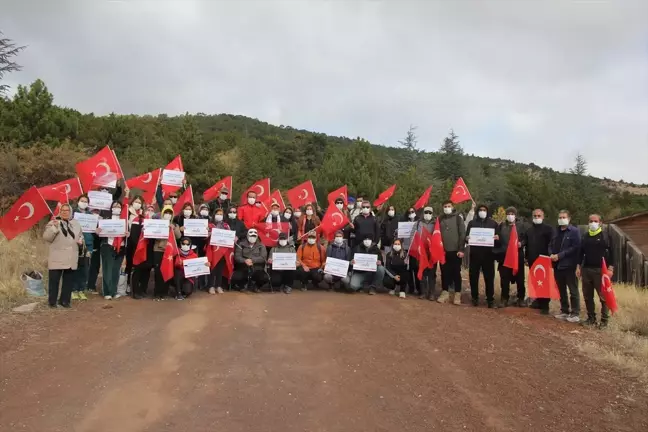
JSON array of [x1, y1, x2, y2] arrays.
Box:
[[238, 204, 264, 230], [174, 250, 199, 269]]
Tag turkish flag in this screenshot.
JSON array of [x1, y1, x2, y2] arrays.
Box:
[[50, 202, 63, 221], [601, 258, 618, 314], [327, 185, 348, 206], [430, 219, 446, 265], [450, 177, 472, 204], [126, 169, 161, 205], [256, 221, 290, 247], [0, 186, 51, 241], [528, 255, 560, 299], [76, 146, 122, 192], [39, 178, 83, 203], [287, 180, 317, 209], [161, 155, 184, 197], [112, 196, 129, 253], [503, 224, 519, 276], [417, 229, 433, 280], [260, 189, 286, 213], [224, 249, 235, 280], [408, 231, 421, 260], [173, 185, 194, 215], [160, 229, 178, 282], [319, 205, 349, 240], [203, 176, 233, 202], [373, 184, 397, 207], [240, 178, 270, 205], [206, 244, 230, 269], [413, 186, 433, 210], [133, 232, 148, 266]]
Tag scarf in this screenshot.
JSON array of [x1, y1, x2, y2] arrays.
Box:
[[588, 227, 602, 237]]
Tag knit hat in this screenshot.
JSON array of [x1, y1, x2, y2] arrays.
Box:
[[220, 186, 229, 194], [348, 196, 356, 204], [278, 232, 288, 240], [199, 203, 209, 211], [505, 206, 518, 215]]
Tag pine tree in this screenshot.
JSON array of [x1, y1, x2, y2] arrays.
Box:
[[0, 32, 25, 95], [398, 125, 419, 165], [434, 129, 464, 181]]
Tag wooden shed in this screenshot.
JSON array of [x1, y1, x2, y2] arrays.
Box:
[[611, 212, 648, 256], [609, 211, 648, 287]]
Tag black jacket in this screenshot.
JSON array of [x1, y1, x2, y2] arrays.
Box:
[[386, 251, 407, 272], [525, 222, 553, 265], [353, 214, 380, 243], [465, 216, 498, 257], [227, 216, 247, 240], [208, 198, 231, 215], [495, 221, 527, 257], [380, 216, 400, 247], [351, 243, 382, 271], [579, 230, 614, 268]]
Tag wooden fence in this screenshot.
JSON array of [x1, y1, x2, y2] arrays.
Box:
[[606, 224, 647, 287]]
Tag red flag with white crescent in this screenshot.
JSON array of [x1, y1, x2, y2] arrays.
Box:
[[224, 250, 235, 280], [503, 224, 519, 276], [160, 229, 178, 282], [240, 178, 270, 205], [75, 146, 122, 191], [327, 185, 348, 206], [126, 169, 161, 205], [319, 205, 350, 240], [450, 177, 472, 204], [39, 177, 83, 203], [429, 219, 446, 265], [373, 184, 397, 207], [173, 185, 194, 215], [287, 180, 317, 209], [161, 155, 184, 197], [413, 185, 433, 210], [203, 176, 233, 202], [528, 255, 560, 299], [0, 186, 51, 241], [256, 222, 290, 247], [601, 258, 618, 314]]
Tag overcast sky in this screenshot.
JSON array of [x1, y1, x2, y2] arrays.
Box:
[[2, 0, 647, 183]]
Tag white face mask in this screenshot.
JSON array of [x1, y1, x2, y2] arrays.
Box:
[[247, 235, 258, 244], [306, 209, 314, 216], [214, 214, 223, 222], [307, 238, 316, 245], [334, 237, 343, 245], [163, 214, 172, 220], [347, 204, 354, 210], [409, 212, 416, 220], [112, 207, 121, 215], [507, 215, 516, 223], [387, 210, 395, 217], [229, 212, 237, 219], [356, 201, 363, 208], [393, 245, 402, 252], [183, 210, 192, 218], [533, 217, 543, 225], [78, 201, 88, 210], [443, 207, 453, 215], [336, 203, 344, 210], [362, 208, 370, 215], [363, 239, 372, 247], [294, 211, 302, 218], [558, 217, 569, 226], [170, 198, 178, 204], [284, 212, 292, 219], [200, 210, 209, 217], [271, 210, 279, 217], [220, 194, 228, 201], [133, 202, 142, 211], [181, 245, 190, 252], [423, 214, 432, 221], [478, 211, 487, 219], [279, 239, 288, 247], [589, 222, 600, 231], [247, 197, 256, 205]]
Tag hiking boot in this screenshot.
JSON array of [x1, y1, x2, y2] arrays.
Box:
[[516, 299, 526, 308], [368, 287, 377, 295], [471, 298, 479, 307], [487, 301, 497, 309], [78, 291, 88, 301], [566, 314, 581, 323], [452, 292, 461, 306], [499, 298, 509, 308], [581, 317, 597, 327], [540, 309, 550, 316], [216, 287, 224, 294], [71, 292, 80, 301], [208, 287, 216, 295], [399, 292, 406, 299], [598, 321, 608, 330], [554, 313, 569, 320], [436, 290, 450, 304]]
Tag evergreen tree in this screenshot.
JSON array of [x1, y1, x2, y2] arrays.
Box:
[[0, 32, 25, 95], [434, 129, 464, 181]]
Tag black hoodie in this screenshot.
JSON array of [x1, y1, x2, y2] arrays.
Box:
[[465, 205, 498, 258]]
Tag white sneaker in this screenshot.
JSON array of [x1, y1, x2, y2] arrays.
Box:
[[114, 294, 122, 299], [104, 296, 112, 300], [399, 292, 406, 299], [566, 314, 581, 323], [554, 313, 569, 320], [388, 290, 395, 296], [208, 287, 216, 295], [216, 287, 224, 294]]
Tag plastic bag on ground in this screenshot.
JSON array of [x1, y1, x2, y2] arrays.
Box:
[[21, 271, 45, 297]]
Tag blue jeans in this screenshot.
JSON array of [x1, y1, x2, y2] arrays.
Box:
[[350, 266, 385, 291]]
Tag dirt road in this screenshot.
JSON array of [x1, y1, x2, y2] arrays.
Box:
[[1, 291, 647, 432]]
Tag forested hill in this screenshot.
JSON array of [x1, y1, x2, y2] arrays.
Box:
[[1, 79, 647, 224]]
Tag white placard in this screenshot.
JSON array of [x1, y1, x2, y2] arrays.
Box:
[[88, 191, 113, 210], [353, 253, 378, 272], [74, 212, 99, 233], [272, 252, 297, 270], [93, 172, 117, 189], [183, 257, 210, 277], [324, 257, 350, 278], [183, 219, 208, 237], [161, 169, 185, 187], [397, 222, 416, 239], [143, 219, 170, 239], [210, 228, 236, 247], [468, 228, 495, 247], [98, 219, 126, 237]]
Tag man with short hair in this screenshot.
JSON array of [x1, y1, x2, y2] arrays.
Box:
[[465, 204, 498, 308], [525, 208, 554, 314], [323, 230, 352, 291], [232, 228, 269, 293], [495, 207, 527, 307], [297, 231, 326, 291], [350, 234, 385, 295], [437, 200, 466, 305], [352, 201, 380, 244], [238, 191, 264, 230], [549, 209, 582, 323], [208, 186, 231, 214]]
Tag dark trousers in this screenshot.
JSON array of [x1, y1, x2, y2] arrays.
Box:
[[87, 248, 101, 291], [172, 268, 194, 297], [125, 242, 135, 285], [209, 259, 226, 288], [408, 257, 421, 294], [100, 243, 123, 297], [469, 253, 495, 302], [270, 270, 296, 288], [555, 268, 580, 315], [581, 267, 609, 322], [74, 257, 90, 292], [384, 266, 412, 292], [48, 268, 76, 306], [296, 267, 323, 287], [441, 251, 462, 292], [132, 264, 151, 297], [151, 251, 167, 297], [499, 254, 525, 300], [231, 266, 269, 289]]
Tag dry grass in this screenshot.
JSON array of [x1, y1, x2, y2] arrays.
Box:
[[0, 230, 49, 311]]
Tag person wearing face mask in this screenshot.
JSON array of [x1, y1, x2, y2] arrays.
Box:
[[350, 234, 385, 294], [238, 191, 264, 231], [346, 196, 356, 214], [525, 208, 554, 314], [172, 237, 202, 300], [333, 198, 353, 245], [226, 206, 246, 241], [435, 201, 467, 305], [43, 203, 84, 308], [72, 194, 94, 300], [494, 207, 527, 308], [465, 204, 498, 308], [297, 204, 321, 242], [296, 232, 326, 290], [204, 208, 231, 294], [265, 202, 282, 224], [281, 207, 298, 245], [352, 201, 379, 251], [577, 214, 613, 328], [232, 228, 268, 292], [384, 239, 410, 298], [189, 203, 212, 291], [96, 197, 130, 300], [323, 230, 352, 291], [548, 209, 582, 323], [380, 205, 399, 258], [174, 202, 196, 235], [208, 186, 231, 215], [349, 195, 364, 220], [124, 195, 146, 293], [268, 232, 297, 294], [409, 206, 436, 299]]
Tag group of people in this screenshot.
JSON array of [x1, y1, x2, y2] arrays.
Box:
[[44, 181, 614, 328]]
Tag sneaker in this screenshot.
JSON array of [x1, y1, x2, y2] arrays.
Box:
[[554, 313, 569, 320], [598, 321, 608, 330], [176, 295, 185, 301], [71, 292, 80, 301], [516, 299, 526, 308], [114, 294, 122, 299], [581, 317, 597, 327], [300, 287, 307, 292], [208, 287, 216, 295], [78, 291, 88, 301], [49, 303, 58, 308], [499, 297, 509, 308], [154, 296, 162, 302], [368, 287, 376, 295], [253, 287, 261, 293], [216, 287, 224, 294], [471, 298, 479, 307], [284, 286, 292, 294], [452, 292, 461, 306], [399, 292, 406, 299], [487, 301, 497, 309], [388, 290, 396, 296], [566, 314, 581, 323], [59, 303, 71, 308], [529, 299, 541, 309], [436, 290, 450, 304], [104, 295, 112, 300]]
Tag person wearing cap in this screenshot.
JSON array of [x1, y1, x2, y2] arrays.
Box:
[[350, 233, 384, 294], [238, 190, 265, 231], [205, 208, 230, 294], [208, 186, 231, 214], [409, 206, 436, 299], [296, 231, 326, 290], [465, 204, 498, 308], [173, 237, 206, 300], [349, 195, 364, 220], [265, 202, 282, 224], [346, 196, 356, 213], [233, 228, 268, 292], [494, 206, 527, 307], [268, 232, 297, 293], [323, 230, 352, 291]]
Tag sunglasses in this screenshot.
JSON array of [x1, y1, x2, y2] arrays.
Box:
[[424, 211, 433, 214], [362, 206, 371, 209], [181, 243, 191, 247]]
